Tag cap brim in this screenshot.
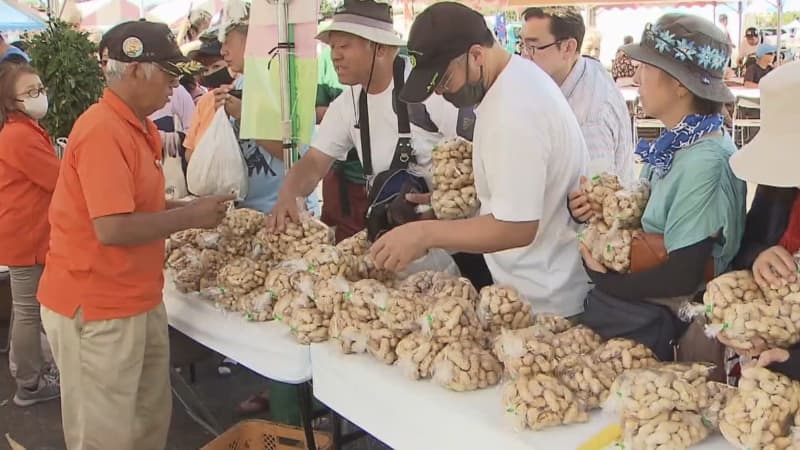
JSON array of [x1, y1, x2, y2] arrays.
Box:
[[160, 57, 203, 77], [316, 23, 404, 47], [400, 60, 449, 104], [622, 43, 735, 104]]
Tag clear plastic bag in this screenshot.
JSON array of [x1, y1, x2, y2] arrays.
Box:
[[431, 340, 502, 391], [186, 108, 249, 200], [492, 326, 556, 378], [503, 373, 589, 431], [396, 332, 445, 380], [622, 410, 710, 450], [430, 137, 480, 220], [477, 285, 533, 335]]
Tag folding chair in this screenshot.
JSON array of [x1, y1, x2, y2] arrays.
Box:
[[732, 95, 761, 147]]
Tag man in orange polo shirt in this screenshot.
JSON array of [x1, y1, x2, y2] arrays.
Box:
[[38, 21, 233, 450]]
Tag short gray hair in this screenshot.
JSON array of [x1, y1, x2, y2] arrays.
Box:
[[105, 60, 157, 83]]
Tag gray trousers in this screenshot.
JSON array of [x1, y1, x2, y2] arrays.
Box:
[[9, 265, 45, 389]]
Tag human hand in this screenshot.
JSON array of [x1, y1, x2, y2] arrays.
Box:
[[185, 194, 235, 229], [579, 242, 607, 274], [370, 222, 430, 272], [405, 192, 435, 219], [568, 176, 594, 223], [717, 333, 769, 358], [753, 245, 797, 288], [757, 348, 791, 367], [224, 95, 242, 120], [265, 193, 302, 232], [213, 84, 233, 110]]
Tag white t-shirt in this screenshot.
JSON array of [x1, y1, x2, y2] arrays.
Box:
[[473, 55, 590, 317], [312, 71, 461, 180]]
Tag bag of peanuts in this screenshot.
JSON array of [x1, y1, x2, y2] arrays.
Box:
[[701, 381, 736, 429], [530, 314, 574, 334], [273, 290, 314, 324], [603, 363, 715, 420], [365, 324, 409, 365], [377, 289, 428, 333], [580, 221, 636, 273], [477, 285, 533, 335], [621, 410, 711, 450], [336, 229, 370, 258], [430, 137, 480, 220], [255, 215, 333, 261], [503, 373, 590, 431], [493, 326, 557, 378], [554, 354, 618, 409], [430, 275, 478, 305], [396, 331, 445, 380], [313, 276, 351, 316], [288, 306, 330, 344], [303, 245, 351, 280], [419, 296, 486, 346], [238, 288, 275, 322], [601, 181, 650, 229], [263, 260, 312, 304], [398, 270, 443, 295], [580, 172, 623, 223], [328, 280, 384, 354], [551, 325, 602, 360], [590, 338, 659, 374], [431, 340, 502, 391], [758, 253, 800, 303], [347, 253, 397, 284], [216, 257, 271, 310], [720, 366, 800, 450], [167, 246, 204, 293], [220, 207, 266, 238]]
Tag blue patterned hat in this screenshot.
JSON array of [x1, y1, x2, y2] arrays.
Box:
[[622, 13, 734, 103]]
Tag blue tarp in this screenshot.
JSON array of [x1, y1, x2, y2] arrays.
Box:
[[0, 0, 46, 31]]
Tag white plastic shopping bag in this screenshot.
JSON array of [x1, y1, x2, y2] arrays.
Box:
[[163, 153, 188, 200], [186, 108, 249, 200]]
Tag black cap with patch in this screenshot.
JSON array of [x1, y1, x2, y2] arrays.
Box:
[[102, 20, 201, 77], [401, 2, 493, 104]]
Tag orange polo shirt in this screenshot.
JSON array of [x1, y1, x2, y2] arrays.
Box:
[[38, 89, 167, 321], [182, 90, 216, 157], [0, 113, 60, 266]]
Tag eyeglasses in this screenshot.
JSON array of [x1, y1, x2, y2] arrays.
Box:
[[16, 86, 47, 99], [522, 39, 564, 57], [155, 64, 181, 87]]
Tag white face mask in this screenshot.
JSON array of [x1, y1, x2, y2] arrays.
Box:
[[20, 95, 48, 120]]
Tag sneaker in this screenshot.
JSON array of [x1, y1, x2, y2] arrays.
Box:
[[13, 375, 60, 407]]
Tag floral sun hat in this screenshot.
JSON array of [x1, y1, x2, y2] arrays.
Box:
[[622, 13, 735, 103]]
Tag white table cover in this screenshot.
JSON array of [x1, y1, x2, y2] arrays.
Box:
[[163, 277, 312, 384], [310, 343, 734, 450]]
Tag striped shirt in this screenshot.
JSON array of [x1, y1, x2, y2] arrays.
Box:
[[561, 56, 636, 183]]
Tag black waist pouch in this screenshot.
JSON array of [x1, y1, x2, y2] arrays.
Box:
[[582, 288, 690, 361]]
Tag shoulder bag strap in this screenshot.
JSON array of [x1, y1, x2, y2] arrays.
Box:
[[390, 56, 414, 171]]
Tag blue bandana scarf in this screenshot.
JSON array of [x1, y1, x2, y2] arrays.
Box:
[[635, 113, 724, 178]]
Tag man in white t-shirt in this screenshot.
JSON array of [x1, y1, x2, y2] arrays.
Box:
[[371, 2, 591, 316], [521, 6, 634, 182], [268, 0, 463, 228]]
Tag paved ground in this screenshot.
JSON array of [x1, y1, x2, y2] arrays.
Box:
[[0, 321, 391, 450]]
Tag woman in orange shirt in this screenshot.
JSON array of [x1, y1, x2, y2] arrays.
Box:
[[0, 63, 61, 407]]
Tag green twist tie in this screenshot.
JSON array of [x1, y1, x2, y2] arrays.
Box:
[[577, 232, 584, 240], [246, 313, 254, 321], [308, 265, 317, 272], [268, 290, 277, 298], [290, 326, 297, 333], [701, 416, 712, 427], [344, 291, 352, 300], [274, 313, 283, 321], [616, 391, 623, 398], [426, 314, 434, 325], [592, 175, 600, 181], [705, 303, 713, 313], [722, 322, 729, 330], [607, 244, 612, 252], [506, 407, 514, 413]]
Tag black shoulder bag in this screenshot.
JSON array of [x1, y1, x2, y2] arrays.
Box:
[[361, 57, 429, 242]]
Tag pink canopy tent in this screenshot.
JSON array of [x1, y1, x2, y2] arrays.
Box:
[[77, 0, 141, 30]]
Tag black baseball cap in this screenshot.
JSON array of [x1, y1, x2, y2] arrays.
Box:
[[102, 20, 201, 77], [401, 2, 493, 104]]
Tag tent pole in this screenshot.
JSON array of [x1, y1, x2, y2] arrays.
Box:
[[276, 0, 293, 172], [776, 0, 782, 65]]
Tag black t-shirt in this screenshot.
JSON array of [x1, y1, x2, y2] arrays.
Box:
[[744, 64, 773, 84]]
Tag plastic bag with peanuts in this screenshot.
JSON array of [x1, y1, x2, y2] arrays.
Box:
[[430, 137, 480, 220], [503, 373, 590, 431]]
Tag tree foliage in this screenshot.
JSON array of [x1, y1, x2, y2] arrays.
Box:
[[25, 19, 104, 140]]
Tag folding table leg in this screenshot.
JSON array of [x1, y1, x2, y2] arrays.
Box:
[[331, 410, 343, 450], [297, 381, 318, 450], [170, 368, 222, 437]]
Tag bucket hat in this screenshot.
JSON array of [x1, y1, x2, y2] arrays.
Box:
[[622, 13, 734, 103], [316, 0, 404, 47], [729, 62, 800, 187]]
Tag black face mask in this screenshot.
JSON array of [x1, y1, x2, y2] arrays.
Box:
[[201, 67, 234, 89], [443, 57, 487, 108]]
